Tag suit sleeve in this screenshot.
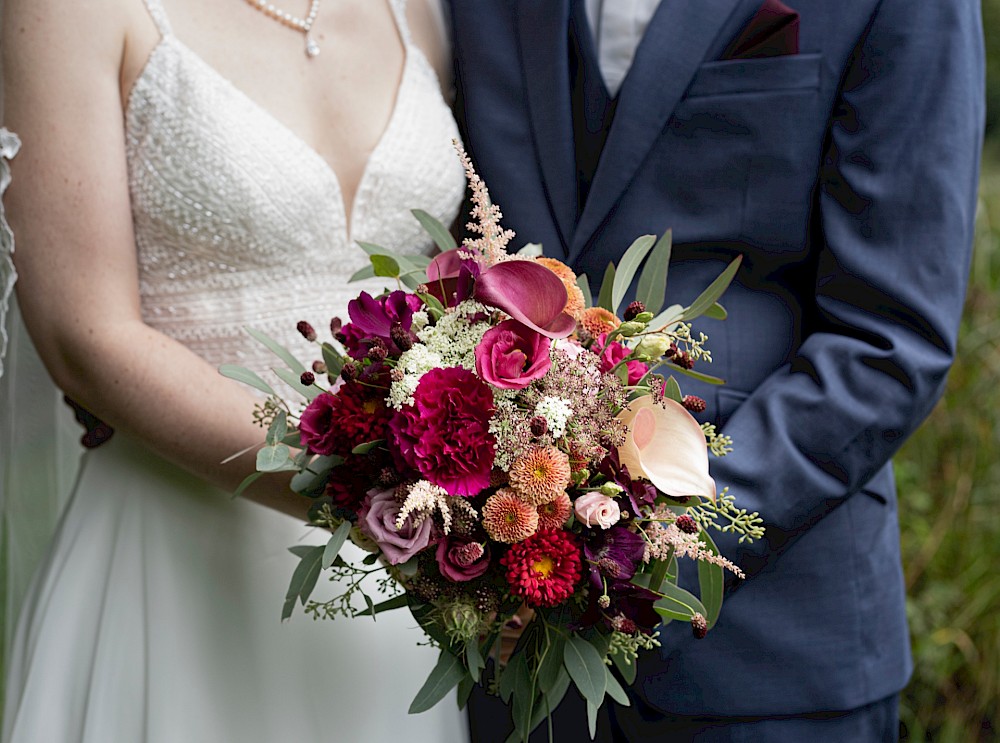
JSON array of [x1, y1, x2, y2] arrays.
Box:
[[709, 0, 985, 582]]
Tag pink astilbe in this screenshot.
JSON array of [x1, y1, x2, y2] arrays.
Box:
[[642, 509, 745, 579], [454, 140, 515, 266]]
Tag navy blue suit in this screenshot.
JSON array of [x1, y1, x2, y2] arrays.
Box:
[[446, 0, 984, 738]]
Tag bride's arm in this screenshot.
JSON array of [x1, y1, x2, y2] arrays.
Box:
[[1, 0, 306, 518]]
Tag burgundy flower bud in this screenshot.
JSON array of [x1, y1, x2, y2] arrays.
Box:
[[300, 371, 316, 386], [675, 514, 699, 534], [665, 343, 679, 359], [334, 332, 347, 345], [296, 320, 317, 342], [341, 362, 359, 382], [691, 612, 708, 639], [390, 368, 405, 382], [530, 416, 548, 437], [624, 300, 646, 322], [675, 351, 694, 370], [312, 360, 327, 374], [367, 338, 388, 362], [682, 395, 707, 413], [329, 317, 343, 335], [389, 322, 414, 352]]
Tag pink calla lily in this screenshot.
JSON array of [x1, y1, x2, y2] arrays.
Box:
[[472, 260, 576, 339], [425, 249, 480, 307], [617, 397, 716, 501]]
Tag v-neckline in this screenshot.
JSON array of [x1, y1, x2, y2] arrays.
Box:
[[125, 24, 411, 245]]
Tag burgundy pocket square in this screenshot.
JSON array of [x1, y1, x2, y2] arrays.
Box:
[[724, 0, 800, 59]]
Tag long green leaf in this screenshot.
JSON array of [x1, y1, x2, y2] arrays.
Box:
[[349, 265, 376, 283], [704, 302, 727, 320], [456, 676, 475, 711], [219, 364, 276, 396], [596, 262, 616, 312], [498, 649, 523, 704], [273, 367, 320, 400], [648, 303, 684, 330], [465, 638, 485, 678], [563, 636, 607, 704], [510, 670, 571, 743], [245, 326, 307, 374], [577, 273, 593, 309], [610, 648, 637, 686], [355, 593, 409, 618], [322, 520, 352, 569], [516, 242, 544, 257], [697, 530, 724, 628], [663, 375, 683, 403], [587, 699, 600, 740], [351, 439, 384, 455], [409, 649, 466, 713], [653, 582, 708, 622], [681, 256, 743, 321], [669, 364, 726, 385], [605, 666, 630, 706], [537, 632, 567, 693], [282, 545, 324, 620], [635, 230, 673, 315], [233, 470, 264, 498], [321, 342, 345, 379], [411, 209, 458, 252], [511, 654, 537, 740], [611, 235, 657, 315]]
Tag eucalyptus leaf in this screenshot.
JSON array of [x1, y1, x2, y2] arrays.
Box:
[[349, 265, 376, 283], [362, 552, 379, 566], [654, 582, 708, 622], [409, 648, 466, 714], [635, 229, 672, 315], [647, 303, 684, 330], [351, 439, 384, 455], [511, 656, 537, 740], [233, 470, 263, 498], [663, 375, 683, 403], [245, 326, 307, 374], [356, 241, 389, 256], [362, 592, 376, 619], [281, 544, 324, 620], [273, 367, 320, 400], [611, 235, 657, 315], [288, 545, 316, 558], [417, 291, 446, 317], [397, 556, 419, 578], [456, 675, 475, 711], [411, 209, 458, 252], [322, 520, 352, 569], [537, 632, 567, 693], [697, 530, 724, 628], [321, 342, 345, 379], [370, 254, 401, 278], [587, 699, 600, 740], [512, 670, 571, 743], [465, 638, 485, 678], [680, 256, 742, 322], [355, 593, 409, 618], [610, 648, 637, 686], [516, 242, 544, 257], [605, 666, 630, 706], [266, 410, 287, 446], [498, 650, 523, 704], [704, 302, 728, 320], [563, 636, 607, 704], [256, 444, 293, 473], [596, 262, 616, 312], [219, 364, 276, 396], [577, 273, 593, 309], [669, 364, 726, 386]]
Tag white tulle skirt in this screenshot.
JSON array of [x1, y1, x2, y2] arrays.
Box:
[[2, 432, 469, 743]]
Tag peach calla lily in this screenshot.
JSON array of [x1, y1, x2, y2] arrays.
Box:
[[617, 397, 717, 501]]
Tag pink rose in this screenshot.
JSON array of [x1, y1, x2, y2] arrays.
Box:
[[358, 488, 434, 564], [574, 493, 621, 530], [475, 319, 552, 390], [298, 392, 339, 456], [594, 333, 648, 386], [435, 537, 491, 582]]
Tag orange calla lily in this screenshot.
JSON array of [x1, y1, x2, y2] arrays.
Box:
[[617, 397, 717, 501]]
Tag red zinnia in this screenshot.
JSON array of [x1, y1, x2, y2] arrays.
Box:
[[501, 529, 582, 608]]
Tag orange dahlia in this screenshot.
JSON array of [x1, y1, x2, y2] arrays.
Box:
[[579, 306, 620, 337], [535, 257, 586, 319], [482, 488, 539, 543], [508, 445, 572, 505], [501, 528, 582, 608], [536, 493, 572, 530]]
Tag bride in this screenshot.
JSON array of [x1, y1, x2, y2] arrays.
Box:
[[0, 0, 468, 740]]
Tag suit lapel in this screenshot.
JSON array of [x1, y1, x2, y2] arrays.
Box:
[[517, 0, 575, 258], [569, 0, 746, 263]]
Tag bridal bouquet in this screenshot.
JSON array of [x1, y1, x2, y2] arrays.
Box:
[[223, 148, 763, 741]]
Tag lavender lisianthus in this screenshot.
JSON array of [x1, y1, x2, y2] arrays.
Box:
[[358, 488, 434, 565]]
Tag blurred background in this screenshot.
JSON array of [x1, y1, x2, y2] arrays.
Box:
[[895, 2, 999, 739]]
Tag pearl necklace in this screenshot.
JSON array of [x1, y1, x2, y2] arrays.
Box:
[[246, 0, 322, 58]]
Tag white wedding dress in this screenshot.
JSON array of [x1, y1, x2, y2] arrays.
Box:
[[0, 0, 468, 740]]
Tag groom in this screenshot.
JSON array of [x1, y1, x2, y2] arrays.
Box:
[[447, 0, 985, 740]]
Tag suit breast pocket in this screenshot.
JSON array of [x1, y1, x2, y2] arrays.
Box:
[[668, 53, 828, 251]]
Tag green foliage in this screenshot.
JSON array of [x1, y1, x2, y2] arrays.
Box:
[[896, 149, 1000, 741]]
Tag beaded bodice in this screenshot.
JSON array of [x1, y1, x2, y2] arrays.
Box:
[[126, 0, 465, 372]]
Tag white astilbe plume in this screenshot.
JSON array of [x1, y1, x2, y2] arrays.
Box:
[[454, 139, 515, 266], [396, 481, 452, 533]]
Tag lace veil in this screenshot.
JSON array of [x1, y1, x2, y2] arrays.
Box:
[[0, 30, 83, 670]]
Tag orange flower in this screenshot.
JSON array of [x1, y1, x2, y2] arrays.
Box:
[[509, 445, 571, 505], [536, 493, 572, 530], [579, 306, 620, 337], [482, 488, 539, 543], [536, 257, 586, 319]]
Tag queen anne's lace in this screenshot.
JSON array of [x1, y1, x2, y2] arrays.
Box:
[[125, 0, 465, 375], [0, 128, 22, 379]]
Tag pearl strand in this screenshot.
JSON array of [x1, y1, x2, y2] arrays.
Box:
[[246, 0, 322, 57]]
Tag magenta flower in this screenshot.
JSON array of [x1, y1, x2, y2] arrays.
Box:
[[435, 537, 491, 582], [594, 333, 648, 385], [388, 367, 496, 496], [358, 488, 435, 565], [339, 291, 423, 359], [475, 319, 552, 390], [425, 250, 481, 307]]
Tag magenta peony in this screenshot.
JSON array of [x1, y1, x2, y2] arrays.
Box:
[[435, 536, 491, 582], [475, 319, 552, 390], [388, 367, 496, 496], [358, 488, 434, 565]]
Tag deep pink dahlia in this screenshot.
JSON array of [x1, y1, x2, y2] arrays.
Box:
[[388, 367, 496, 496]]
